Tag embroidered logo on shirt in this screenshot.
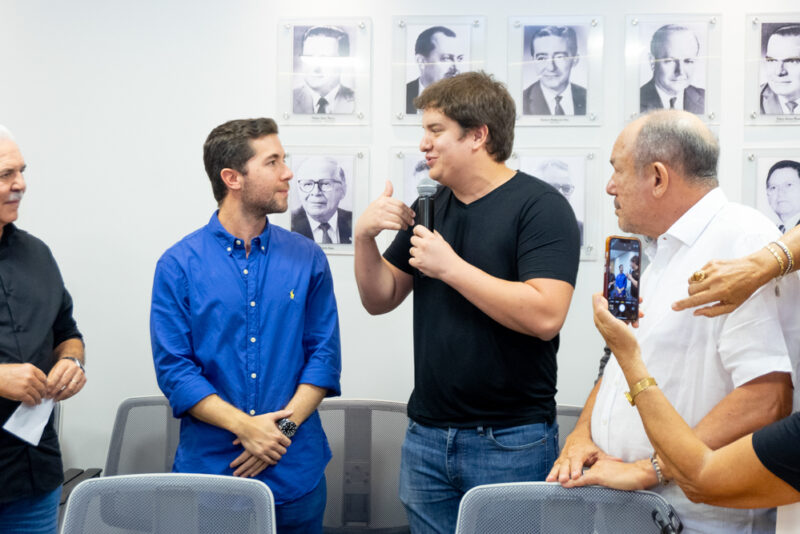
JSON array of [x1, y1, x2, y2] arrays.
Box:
[[290, 290, 295, 300]]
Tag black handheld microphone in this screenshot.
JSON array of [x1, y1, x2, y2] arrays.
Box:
[[416, 177, 437, 230]]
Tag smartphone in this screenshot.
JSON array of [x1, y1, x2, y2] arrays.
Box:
[[604, 236, 641, 322]]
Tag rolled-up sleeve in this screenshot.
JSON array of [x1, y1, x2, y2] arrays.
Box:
[[298, 249, 341, 397], [150, 255, 217, 417]]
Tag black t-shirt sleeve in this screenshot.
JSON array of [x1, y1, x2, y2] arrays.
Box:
[[752, 412, 800, 492], [517, 191, 581, 286]]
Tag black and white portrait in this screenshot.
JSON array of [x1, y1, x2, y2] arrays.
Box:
[[520, 156, 586, 245], [759, 23, 800, 116], [289, 155, 355, 245], [405, 23, 472, 115], [637, 22, 707, 115], [756, 157, 800, 233], [403, 157, 431, 206], [522, 25, 589, 116], [292, 25, 357, 115]]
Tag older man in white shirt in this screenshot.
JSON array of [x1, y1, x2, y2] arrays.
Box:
[[548, 110, 798, 533]]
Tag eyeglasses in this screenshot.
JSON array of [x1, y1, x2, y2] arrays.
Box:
[[298, 179, 342, 193], [550, 183, 575, 196]]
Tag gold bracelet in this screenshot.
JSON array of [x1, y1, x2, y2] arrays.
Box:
[[624, 377, 658, 406], [772, 240, 794, 276], [765, 243, 785, 276]]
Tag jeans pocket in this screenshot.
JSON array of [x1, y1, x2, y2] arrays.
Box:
[[485, 423, 548, 451]]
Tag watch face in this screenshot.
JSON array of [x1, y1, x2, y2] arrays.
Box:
[[278, 418, 297, 438]]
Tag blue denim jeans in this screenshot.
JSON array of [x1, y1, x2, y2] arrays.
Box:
[[0, 486, 60, 534], [275, 475, 326, 534], [399, 420, 558, 534]]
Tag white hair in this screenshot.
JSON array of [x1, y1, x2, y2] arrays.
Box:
[[0, 126, 15, 141]]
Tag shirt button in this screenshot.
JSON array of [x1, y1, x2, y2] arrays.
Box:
[[250, 337, 256, 343], [250, 301, 256, 307], [251, 373, 257, 379], [249, 409, 255, 415], [243, 269, 249, 275], [236, 240, 241, 245], [226, 247, 231, 252], [261, 246, 265, 251]]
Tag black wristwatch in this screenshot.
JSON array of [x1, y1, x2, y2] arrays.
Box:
[[277, 418, 297, 438]]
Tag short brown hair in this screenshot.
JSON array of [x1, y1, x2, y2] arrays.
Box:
[[413, 71, 516, 162], [203, 118, 279, 203]]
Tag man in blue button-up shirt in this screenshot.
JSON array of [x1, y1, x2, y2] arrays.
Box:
[[150, 118, 341, 534]]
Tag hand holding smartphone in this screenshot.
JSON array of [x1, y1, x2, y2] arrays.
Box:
[[604, 236, 641, 322]]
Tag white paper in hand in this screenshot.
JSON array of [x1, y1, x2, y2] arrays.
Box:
[[2, 398, 55, 446]]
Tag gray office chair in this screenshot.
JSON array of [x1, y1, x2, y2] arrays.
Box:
[[105, 395, 180, 476], [556, 404, 583, 452], [318, 398, 410, 533], [454, 482, 682, 534], [61, 473, 276, 534]]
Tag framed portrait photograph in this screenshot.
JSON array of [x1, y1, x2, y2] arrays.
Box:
[[389, 148, 431, 207], [745, 15, 800, 125], [391, 16, 486, 124], [508, 16, 604, 126], [624, 15, 721, 123], [507, 148, 601, 260], [270, 148, 369, 254], [277, 19, 372, 126], [743, 149, 800, 233]]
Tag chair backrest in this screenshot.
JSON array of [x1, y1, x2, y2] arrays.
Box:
[[454, 482, 682, 534], [61, 473, 276, 534], [556, 404, 583, 451], [105, 395, 180, 476], [318, 398, 410, 533]]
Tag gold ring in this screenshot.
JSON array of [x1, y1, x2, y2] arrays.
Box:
[[691, 270, 706, 282]]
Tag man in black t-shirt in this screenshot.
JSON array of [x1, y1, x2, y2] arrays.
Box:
[[354, 72, 580, 533]]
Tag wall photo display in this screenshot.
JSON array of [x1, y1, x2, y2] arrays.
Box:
[[508, 16, 604, 126], [625, 14, 721, 123], [392, 16, 487, 123], [508, 148, 601, 260], [277, 19, 372, 125], [743, 149, 800, 233], [270, 148, 370, 254], [746, 14, 800, 125]]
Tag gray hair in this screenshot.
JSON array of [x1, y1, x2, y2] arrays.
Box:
[[634, 111, 719, 185], [0, 126, 15, 141], [650, 24, 700, 58]]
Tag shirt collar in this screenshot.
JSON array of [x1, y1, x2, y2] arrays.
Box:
[[207, 211, 271, 256], [661, 187, 726, 248], [539, 83, 574, 114], [655, 83, 683, 110]]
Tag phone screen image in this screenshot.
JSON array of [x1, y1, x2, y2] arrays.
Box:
[[604, 236, 641, 322]]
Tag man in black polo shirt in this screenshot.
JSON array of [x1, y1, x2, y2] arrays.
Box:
[[354, 72, 580, 533], [0, 126, 85, 534]]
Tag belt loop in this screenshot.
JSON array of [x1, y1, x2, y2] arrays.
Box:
[[476, 425, 485, 436]]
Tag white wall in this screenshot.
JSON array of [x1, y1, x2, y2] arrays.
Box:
[[0, 0, 796, 469]]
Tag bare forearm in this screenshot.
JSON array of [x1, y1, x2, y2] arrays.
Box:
[[53, 338, 84, 364], [692, 372, 791, 450], [188, 394, 249, 435], [283, 384, 327, 426], [354, 236, 407, 314], [441, 259, 572, 339]]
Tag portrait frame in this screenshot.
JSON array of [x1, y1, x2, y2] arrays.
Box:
[[277, 18, 372, 126], [507, 147, 602, 261], [745, 14, 800, 125], [391, 16, 487, 124], [508, 15, 604, 127], [624, 14, 721, 124], [742, 148, 800, 233], [270, 147, 370, 255]]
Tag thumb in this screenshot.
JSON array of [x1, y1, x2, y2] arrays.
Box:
[[382, 180, 394, 197], [271, 409, 294, 421]]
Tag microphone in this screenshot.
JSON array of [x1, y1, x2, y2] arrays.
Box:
[[416, 177, 437, 230]]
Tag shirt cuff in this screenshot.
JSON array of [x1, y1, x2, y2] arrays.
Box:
[[298, 362, 341, 398], [167, 375, 217, 418]]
